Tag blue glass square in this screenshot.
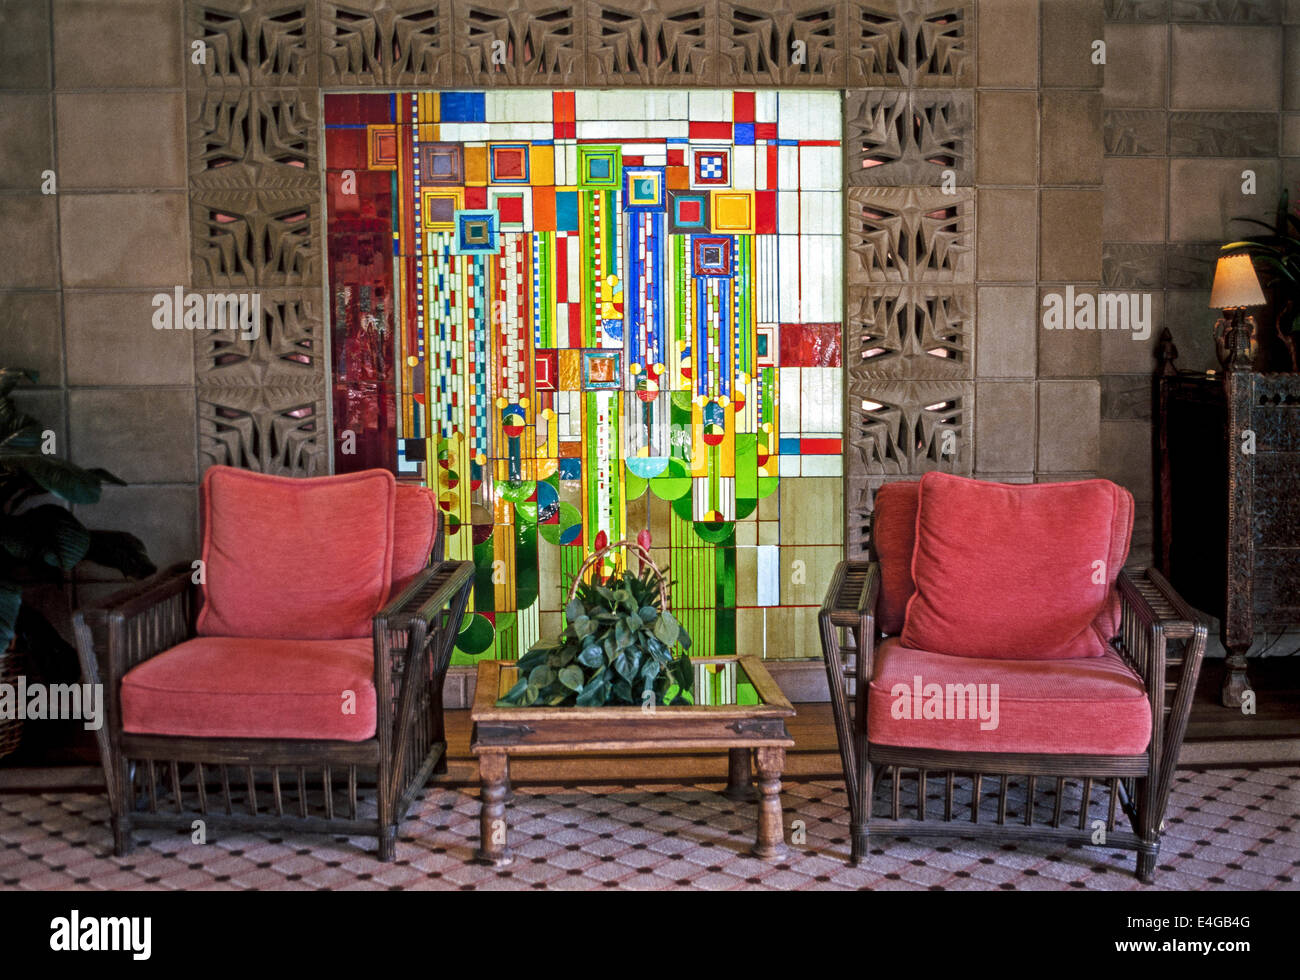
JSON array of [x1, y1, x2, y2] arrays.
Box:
[[555, 191, 579, 231], [440, 92, 486, 122]]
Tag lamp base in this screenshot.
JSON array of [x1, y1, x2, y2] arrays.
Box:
[[1213, 310, 1256, 369]]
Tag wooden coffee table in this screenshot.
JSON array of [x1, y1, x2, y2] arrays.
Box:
[[470, 654, 796, 866]]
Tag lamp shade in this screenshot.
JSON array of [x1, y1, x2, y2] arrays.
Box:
[[1209, 254, 1266, 309]]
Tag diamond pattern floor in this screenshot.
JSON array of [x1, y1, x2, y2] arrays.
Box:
[[0, 768, 1296, 890]]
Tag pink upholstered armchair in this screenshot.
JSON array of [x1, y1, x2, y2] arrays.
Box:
[[73, 467, 473, 860], [820, 473, 1207, 882]]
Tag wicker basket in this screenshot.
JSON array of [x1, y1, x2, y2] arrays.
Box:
[[0, 639, 24, 760], [567, 538, 669, 610]]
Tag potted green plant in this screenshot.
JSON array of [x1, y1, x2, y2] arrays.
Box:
[[1224, 189, 1300, 371], [497, 535, 694, 708], [0, 367, 156, 759]]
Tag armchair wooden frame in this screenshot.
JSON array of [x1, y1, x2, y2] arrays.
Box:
[[72, 514, 474, 862], [819, 560, 1207, 883]]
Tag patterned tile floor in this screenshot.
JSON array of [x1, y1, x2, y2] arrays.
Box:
[[0, 768, 1296, 890]]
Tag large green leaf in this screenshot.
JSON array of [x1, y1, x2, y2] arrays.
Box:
[[84, 467, 128, 488], [652, 613, 679, 648], [0, 424, 45, 453], [575, 679, 608, 707], [5, 454, 105, 504], [558, 665, 583, 691], [0, 505, 90, 570], [85, 530, 156, 578]]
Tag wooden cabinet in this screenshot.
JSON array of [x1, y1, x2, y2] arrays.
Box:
[[1154, 329, 1300, 715]]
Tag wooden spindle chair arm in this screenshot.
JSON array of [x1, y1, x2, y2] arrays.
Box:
[[73, 563, 199, 691], [820, 561, 881, 821], [1115, 566, 1208, 820], [72, 563, 199, 817]]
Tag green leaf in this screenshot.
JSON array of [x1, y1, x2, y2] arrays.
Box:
[[576, 679, 608, 707], [668, 656, 694, 690], [84, 467, 127, 488], [1, 505, 91, 570], [528, 664, 554, 688], [612, 650, 636, 683], [558, 665, 583, 691], [84, 530, 155, 579], [639, 605, 658, 624], [652, 614, 678, 648], [565, 598, 583, 622], [4, 454, 105, 504], [0, 424, 45, 453], [577, 644, 603, 669], [497, 678, 530, 705], [517, 647, 547, 673]]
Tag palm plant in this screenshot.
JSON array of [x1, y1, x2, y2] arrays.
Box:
[[1223, 190, 1300, 371], [1, 367, 155, 684]]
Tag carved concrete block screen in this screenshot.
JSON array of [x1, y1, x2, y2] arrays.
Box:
[[324, 90, 843, 663], [180, 0, 988, 643]]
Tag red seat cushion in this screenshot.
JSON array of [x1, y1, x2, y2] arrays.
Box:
[[197, 466, 396, 640], [901, 473, 1132, 659], [121, 637, 377, 742], [871, 481, 920, 635], [867, 638, 1151, 755], [391, 484, 438, 597]]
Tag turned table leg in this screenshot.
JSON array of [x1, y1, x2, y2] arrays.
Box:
[[1221, 644, 1252, 709], [752, 746, 788, 860], [475, 751, 513, 866], [722, 747, 758, 802]]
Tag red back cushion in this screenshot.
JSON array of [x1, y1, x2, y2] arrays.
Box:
[[871, 481, 920, 635], [197, 467, 397, 640], [391, 484, 438, 596], [901, 473, 1133, 660]]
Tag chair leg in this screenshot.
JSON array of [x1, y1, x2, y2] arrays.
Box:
[[111, 816, 133, 857], [1135, 770, 1161, 884], [850, 734, 872, 866], [377, 826, 397, 862], [1136, 846, 1158, 884]]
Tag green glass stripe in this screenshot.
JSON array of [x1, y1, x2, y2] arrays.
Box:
[[708, 443, 720, 513], [762, 366, 775, 432], [604, 190, 618, 279], [582, 191, 597, 347], [538, 232, 554, 349], [585, 394, 600, 534], [675, 237, 688, 347], [473, 538, 495, 611], [561, 546, 581, 621], [668, 506, 715, 659], [739, 236, 753, 376], [608, 393, 622, 542]]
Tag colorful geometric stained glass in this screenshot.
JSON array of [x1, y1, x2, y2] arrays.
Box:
[[324, 90, 844, 664]]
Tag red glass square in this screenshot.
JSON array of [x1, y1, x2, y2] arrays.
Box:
[[498, 196, 525, 223]]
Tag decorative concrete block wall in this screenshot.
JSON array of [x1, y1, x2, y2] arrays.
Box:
[[1, 0, 1294, 666], [0, 0, 198, 606], [1101, 0, 1298, 565]]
